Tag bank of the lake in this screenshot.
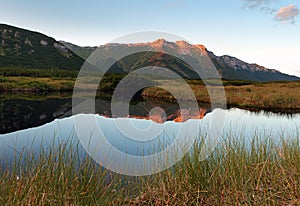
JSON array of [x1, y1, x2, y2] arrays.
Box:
[[143, 80, 300, 113], [1, 76, 300, 113]]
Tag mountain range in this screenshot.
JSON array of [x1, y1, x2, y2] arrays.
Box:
[[0, 23, 299, 82]]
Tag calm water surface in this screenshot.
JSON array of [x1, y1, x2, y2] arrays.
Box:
[[0, 107, 299, 166]]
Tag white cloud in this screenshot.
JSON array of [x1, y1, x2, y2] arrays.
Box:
[[242, 0, 277, 15], [275, 4, 300, 24], [243, 0, 276, 8]]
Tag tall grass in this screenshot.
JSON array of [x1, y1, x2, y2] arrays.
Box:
[[0, 131, 299, 205]]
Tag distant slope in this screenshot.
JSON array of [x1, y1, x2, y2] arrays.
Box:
[[208, 53, 300, 82], [59, 41, 97, 60], [0, 24, 84, 70]]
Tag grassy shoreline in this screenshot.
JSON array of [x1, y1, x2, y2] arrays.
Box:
[[0, 132, 299, 205], [0, 76, 75, 91], [1, 75, 300, 113], [142, 80, 300, 113]]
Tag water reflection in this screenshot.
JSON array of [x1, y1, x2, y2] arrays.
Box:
[[0, 108, 299, 168], [0, 92, 72, 134], [0, 92, 211, 134]]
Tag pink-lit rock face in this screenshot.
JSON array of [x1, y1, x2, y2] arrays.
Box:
[[100, 108, 207, 124], [149, 107, 167, 124], [174, 109, 190, 122], [173, 108, 206, 122], [149, 115, 164, 123]]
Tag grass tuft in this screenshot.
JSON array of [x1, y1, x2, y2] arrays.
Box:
[[0, 131, 299, 205]]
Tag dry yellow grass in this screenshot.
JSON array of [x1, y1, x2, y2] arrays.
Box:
[[143, 81, 300, 112]]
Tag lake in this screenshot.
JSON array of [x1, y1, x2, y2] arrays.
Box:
[[0, 92, 299, 174], [0, 93, 300, 175]]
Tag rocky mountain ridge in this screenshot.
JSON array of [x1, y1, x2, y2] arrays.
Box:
[[0, 23, 298, 81]]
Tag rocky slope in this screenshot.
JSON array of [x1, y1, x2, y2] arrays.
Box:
[[0, 24, 84, 70]]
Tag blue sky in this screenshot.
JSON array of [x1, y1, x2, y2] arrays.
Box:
[[1, 0, 300, 76]]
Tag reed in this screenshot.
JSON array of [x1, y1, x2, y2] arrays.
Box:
[[0, 130, 299, 205]]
